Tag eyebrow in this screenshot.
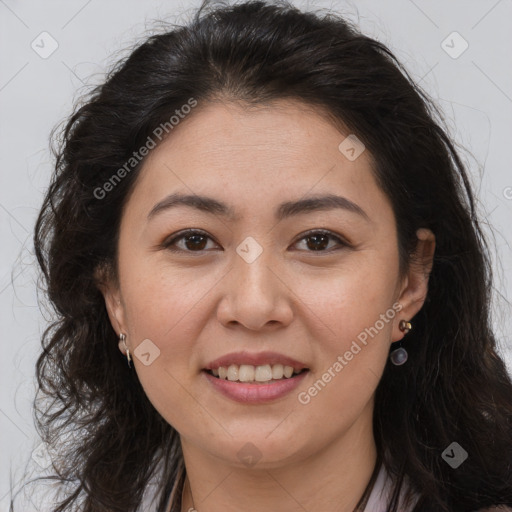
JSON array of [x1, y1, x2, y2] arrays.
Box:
[[147, 192, 370, 223]]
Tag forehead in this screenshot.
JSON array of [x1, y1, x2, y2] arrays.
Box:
[[154, 98, 358, 161], [124, 99, 387, 223]]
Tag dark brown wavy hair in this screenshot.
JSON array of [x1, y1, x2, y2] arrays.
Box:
[[14, 0, 512, 510]]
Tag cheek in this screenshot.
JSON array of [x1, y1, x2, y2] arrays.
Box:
[[118, 259, 221, 428], [294, 256, 397, 405], [296, 304, 393, 438], [120, 254, 214, 340], [297, 253, 398, 345], [124, 286, 205, 433]]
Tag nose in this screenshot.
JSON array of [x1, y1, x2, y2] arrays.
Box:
[[216, 249, 294, 331]]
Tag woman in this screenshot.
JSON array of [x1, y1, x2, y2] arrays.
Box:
[[22, 0, 512, 511]]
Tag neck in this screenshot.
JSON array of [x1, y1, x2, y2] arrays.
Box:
[[179, 400, 377, 512]]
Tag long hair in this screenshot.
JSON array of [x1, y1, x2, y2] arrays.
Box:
[[23, 1, 512, 510]]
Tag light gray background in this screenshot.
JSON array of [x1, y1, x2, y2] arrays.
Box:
[[1, 0, 511, 508]]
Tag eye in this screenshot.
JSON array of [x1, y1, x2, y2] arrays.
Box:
[[292, 229, 349, 253], [163, 229, 219, 253], [162, 228, 349, 254]]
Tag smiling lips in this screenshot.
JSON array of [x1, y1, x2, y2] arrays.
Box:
[[202, 351, 310, 403], [204, 350, 309, 382], [208, 363, 305, 383]]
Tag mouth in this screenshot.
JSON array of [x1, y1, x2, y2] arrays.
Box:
[[203, 364, 309, 384], [202, 365, 310, 403], [202, 351, 310, 402]]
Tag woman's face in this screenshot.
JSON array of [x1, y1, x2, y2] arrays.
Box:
[[101, 99, 434, 468]]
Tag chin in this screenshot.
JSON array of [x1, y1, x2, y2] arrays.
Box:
[[206, 430, 312, 469]]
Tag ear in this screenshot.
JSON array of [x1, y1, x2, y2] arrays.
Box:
[[392, 228, 436, 342], [94, 262, 128, 354]]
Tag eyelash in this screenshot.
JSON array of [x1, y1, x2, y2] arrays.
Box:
[[162, 228, 350, 254]]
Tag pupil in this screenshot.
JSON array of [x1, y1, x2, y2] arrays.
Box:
[[307, 234, 328, 251], [186, 234, 207, 250]]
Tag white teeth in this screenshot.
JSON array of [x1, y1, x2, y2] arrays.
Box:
[[239, 364, 255, 382], [255, 364, 272, 382], [283, 365, 294, 378], [209, 363, 303, 382], [271, 364, 284, 379], [227, 364, 239, 381]]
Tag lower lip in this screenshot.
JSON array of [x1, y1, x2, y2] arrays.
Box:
[[202, 370, 309, 404]]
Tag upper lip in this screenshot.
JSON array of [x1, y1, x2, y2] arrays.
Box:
[[204, 351, 309, 370]]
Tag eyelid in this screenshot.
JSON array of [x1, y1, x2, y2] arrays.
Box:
[[162, 228, 351, 253]]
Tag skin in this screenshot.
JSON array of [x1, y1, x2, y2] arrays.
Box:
[[98, 99, 435, 512]]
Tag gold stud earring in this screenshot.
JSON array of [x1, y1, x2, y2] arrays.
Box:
[[399, 320, 412, 333]]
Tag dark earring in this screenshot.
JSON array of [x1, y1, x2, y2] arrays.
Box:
[[389, 320, 412, 366]]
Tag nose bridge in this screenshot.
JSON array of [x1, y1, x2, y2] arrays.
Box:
[[217, 234, 293, 330], [233, 234, 277, 297]]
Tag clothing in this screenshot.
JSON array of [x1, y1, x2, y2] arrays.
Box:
[[14, 464, 510, 511], [363, 462, 419, 511], [138, 455, 512, 512], [138, 459, 420, 512]]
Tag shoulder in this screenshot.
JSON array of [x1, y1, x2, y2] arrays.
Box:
[[9, 476, 73, 512]]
